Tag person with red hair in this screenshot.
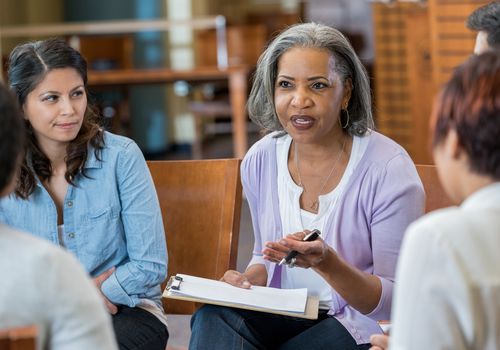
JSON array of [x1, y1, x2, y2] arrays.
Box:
[[370, 51, 500, 349]]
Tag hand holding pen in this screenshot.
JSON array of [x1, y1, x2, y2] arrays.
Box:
[[262, 229, 322, 269], [279, 229, 321, 267]]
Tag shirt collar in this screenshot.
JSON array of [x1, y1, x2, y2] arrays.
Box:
[[28, 145, 102, 189], [461, 182, 500, 211], [84, 146, 103, 169]]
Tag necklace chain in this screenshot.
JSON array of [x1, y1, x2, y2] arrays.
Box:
[[294, 138, 346, 212]]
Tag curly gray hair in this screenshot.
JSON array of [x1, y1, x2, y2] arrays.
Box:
[[248, 22, 374, 136]]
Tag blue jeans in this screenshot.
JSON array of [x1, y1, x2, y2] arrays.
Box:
[[189, 305, 370, 350], [112, 306, 169, 350]]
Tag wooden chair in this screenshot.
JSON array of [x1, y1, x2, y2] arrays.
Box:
[[415, 164, 453, 213], [74, 34, 134, 136], [0, 326, 36, 350], [189, 25, 267, 159], [147, 158, 242, 315], [194, 24, 267, 68]]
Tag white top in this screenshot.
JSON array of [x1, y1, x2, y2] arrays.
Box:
[[390, 182, 500, 350], [0, 224, 118, 350], [276, 134, 368, 309]]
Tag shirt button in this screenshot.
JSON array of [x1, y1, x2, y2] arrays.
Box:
[[66, 201, 73, 207], [68, 232, 75, 238]]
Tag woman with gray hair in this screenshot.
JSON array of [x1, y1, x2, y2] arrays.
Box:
[[190, 23, 424, 349]]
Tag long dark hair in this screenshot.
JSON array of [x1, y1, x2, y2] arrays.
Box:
[[0, 84, 25, 192], [7, 38, 104, 198]]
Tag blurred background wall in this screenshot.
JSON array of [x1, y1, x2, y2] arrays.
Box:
[[0, 0, 488, 163]]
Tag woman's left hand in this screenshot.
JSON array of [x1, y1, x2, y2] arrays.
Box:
[[262, 231, 330, 268]]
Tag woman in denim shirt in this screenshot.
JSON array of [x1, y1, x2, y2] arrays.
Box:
[[0, 38, 169, 350]]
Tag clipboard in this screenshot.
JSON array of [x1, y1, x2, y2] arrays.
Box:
[[163, 274, 319, 320]]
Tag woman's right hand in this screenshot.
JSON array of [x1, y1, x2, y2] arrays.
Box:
[[93, 267, 118, 314], [221, 270, 252, 289]]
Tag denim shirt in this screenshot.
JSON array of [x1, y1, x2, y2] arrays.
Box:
[[0, 132, 168, 309]]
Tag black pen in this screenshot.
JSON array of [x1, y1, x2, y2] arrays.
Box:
[[278, 229, 321, 266]]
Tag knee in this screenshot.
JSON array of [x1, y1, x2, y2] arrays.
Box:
[[191, 304, 224, 329]]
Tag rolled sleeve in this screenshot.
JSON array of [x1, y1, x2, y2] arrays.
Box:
[[365, 276, 393, 320], [328, 277, 393, 319], [101, 271, 136, 306]]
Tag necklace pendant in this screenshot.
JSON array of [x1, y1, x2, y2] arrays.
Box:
[[310, 200, 319, 212]]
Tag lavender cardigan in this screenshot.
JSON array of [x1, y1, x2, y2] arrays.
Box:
[[241, 131, 425, 344]]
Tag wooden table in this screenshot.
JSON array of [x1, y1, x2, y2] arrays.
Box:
[[88, 65, 251, 159]]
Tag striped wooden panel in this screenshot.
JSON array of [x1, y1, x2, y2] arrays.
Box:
[[405, 9, 434, 164], [435, 37, 475, 51], [428, 0, 489, 88], [373, 2, 413, 154], [373, 2, 432, 162]]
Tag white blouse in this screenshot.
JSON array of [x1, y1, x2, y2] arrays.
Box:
[[276, 134, 368, 309], [390, 183, 500, 349]]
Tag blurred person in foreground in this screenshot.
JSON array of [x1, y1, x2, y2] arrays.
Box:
[[370, 51, 500, 350]]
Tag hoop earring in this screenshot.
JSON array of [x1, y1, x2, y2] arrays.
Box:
[[340, 109, 350, 129]]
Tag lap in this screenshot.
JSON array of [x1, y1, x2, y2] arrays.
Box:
[[191, 305, 369, 350], [279, 317, 371, 350], [112, 306, 168, 350]]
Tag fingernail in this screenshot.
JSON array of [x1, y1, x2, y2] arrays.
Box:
[[279, 240, 287, 246], [242, 281, 251, 288]]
